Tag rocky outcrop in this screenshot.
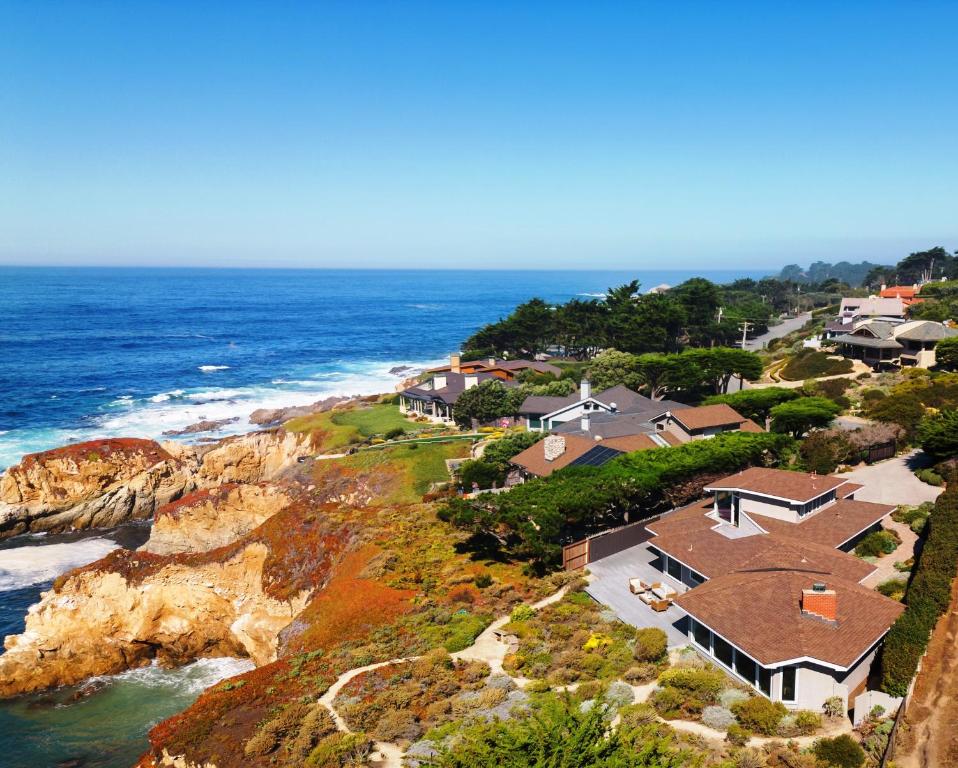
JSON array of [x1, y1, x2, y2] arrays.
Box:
[[162, 417, 240, 436], [193, 429, 314, 485], [248, 396, 353, 426], [0, 542, 310, 697], [143, 484, 292, 556], [0, 439, 194, 540]]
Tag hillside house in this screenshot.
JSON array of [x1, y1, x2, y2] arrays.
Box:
[[642, 467, 901, 711], [832, 319, 958, 369]]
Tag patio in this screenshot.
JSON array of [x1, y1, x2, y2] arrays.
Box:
[[585, 543, 689, 647]]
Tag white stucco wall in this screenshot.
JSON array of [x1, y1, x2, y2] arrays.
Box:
[[738, 494, 799, 523]]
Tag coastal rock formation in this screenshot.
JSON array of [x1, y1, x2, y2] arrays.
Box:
[[0, 487, 353, 698], [0, 438, 193, 540], [162, 417, 240, 436], [248, 396, 353, 426], [143, 484, 292, 555], [193, 429, 314, 485], [0, 542, 310, 697]]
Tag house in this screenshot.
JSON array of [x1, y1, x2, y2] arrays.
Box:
[[399, 371, 516, 422], [426, 353, 561, 381], [649, 404, 763, 443], [519, 381, 687, 432], [643, 467, 901, 711], [880, 284, 923, 307], [510, 432, 662, 478], [832, 319, 958, 369], [823, 296, 908, 341]]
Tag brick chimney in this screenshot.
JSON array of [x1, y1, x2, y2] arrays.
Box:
[[543, 435, 566, 462], [802, 582, 838, 623], [450, 353, 461, 374]]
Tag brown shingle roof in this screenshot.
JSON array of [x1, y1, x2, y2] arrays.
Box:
[[676, 571, 904, 668], [758, 499, 895, 548], [671, 404, 750, 431], [706, 467, 848, 503], [510, 433, 657, 477]]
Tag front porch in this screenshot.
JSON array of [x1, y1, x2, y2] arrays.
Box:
[[584, 543, 689, 647]]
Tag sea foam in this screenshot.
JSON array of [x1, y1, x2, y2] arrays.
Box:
[[0, 538, 120, 591]]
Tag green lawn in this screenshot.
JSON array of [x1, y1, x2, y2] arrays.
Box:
[[314, 441, 470, 505], [285, 403, 417, 449]]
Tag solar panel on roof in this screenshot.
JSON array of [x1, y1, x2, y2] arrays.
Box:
[[568, 445, 624, 467]]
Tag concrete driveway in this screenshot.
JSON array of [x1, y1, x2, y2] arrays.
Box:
[[838, 450, 943, 506]]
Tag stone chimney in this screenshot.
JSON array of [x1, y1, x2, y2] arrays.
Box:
[[581, 414, 590, 432], [580, 379, 591, 401], [450, 353, 461, 374], [880, 283, 887, 292], [464, 374, 479, 390], [802, 583, 838, 623], [543, 435, 566, 461]]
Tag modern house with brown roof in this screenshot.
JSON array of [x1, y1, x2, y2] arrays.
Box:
[[641, 467, 900, 711], [649, 404, 763, 443], [426, 353, 561, 381], [833, 318, 958, 369], [509, 432, 661, 478], [399, 371, 516, 422]]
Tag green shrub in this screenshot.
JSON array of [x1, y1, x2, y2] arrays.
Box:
[[812, 734, 865, 768], [916, 467, 944, 487], [702, 388, 799, 422], [633, 628, 668, 663], [881, 481, 958, 696], [473, 573, 493, 589], [855, 529, 899, 558], [657, 667, 726, 701], [384, 427, 406, 440], [725, 723, 751, 747], [458, 458, 506, 491], [510, 604, 535, 622], [918, 409, 958, 459], [876, 578, 907, 602], [780, 351, 853, 381], [650, 686, 687, 719], [793, 709, 823, 735], [731, 696, 787, 735], [770, 397, 842, 438]]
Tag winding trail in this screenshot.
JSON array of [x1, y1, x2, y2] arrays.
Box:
[[316, 586, 568, 767]]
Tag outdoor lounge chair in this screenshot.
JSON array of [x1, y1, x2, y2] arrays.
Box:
[[628, 578, 645, 595]]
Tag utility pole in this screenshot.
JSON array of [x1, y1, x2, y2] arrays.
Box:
[[717, 306, 724, 324], [739, 320, 754, 349]]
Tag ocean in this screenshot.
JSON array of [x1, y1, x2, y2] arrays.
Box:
[[0, 266, 769, 766]]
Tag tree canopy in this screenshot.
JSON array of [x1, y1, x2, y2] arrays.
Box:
[[460, 276, 818, 360], [769, 397, 842, 438]]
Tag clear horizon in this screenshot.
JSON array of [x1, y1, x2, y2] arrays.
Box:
[[3, 2, 957, 270]]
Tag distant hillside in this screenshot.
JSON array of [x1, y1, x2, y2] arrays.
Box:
[[778, 260, 888, 287]]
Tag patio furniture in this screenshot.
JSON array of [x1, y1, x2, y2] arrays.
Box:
[[651, 584, 677, 601], [628, 578, 645, 595], [650, 597, 672, 612]]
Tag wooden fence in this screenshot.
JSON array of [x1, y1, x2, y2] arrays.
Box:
[[562, 516, 660, 571], [864, 440, 896, 464]]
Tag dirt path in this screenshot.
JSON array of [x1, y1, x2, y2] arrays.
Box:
[[316, 587, 568, 767], [894, 577, 958, 768]]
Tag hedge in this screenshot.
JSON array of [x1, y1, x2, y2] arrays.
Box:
[[880, 480, 958, 696], [439, 431, 793, 569]]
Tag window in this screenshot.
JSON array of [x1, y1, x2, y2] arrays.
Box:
[[758, 667, 772, 696], [666, 556, 682, 581], [692, 620, 711, 650], [781, 666, 797, 702], [713, 635, 734, 669], [689, 569, 705, 586], [735, 653, 757, 685], [529, 418, 541, 430]]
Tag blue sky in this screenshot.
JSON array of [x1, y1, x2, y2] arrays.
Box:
[[2, 1, 956, 269]]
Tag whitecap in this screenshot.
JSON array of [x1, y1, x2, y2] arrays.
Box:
[[88, 656, 255, 696], [577, 292, 607, 298], [0, 538, 119, 591], [198, 365, 230, 372]]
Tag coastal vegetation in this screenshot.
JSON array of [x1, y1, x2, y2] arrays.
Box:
[[285, 401, 418, 448], [460, 277, 831, 360], [440, 431, 792, 569], [880, 476, 958, 696]]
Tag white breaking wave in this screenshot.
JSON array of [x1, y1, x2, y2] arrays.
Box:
[[576, 292, 607, 298], [198, 365, 230, 372], [0, 358, 446, 470], [0, 538, 120, 591], [87, 656, 255, 696]]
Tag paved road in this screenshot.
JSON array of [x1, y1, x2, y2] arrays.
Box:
[[838, 450, 943, 506], [743, 312, 812, 351]]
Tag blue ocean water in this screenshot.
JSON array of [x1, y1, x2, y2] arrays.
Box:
[[0, 266, 770, 767], [0, 267, 769, 470]]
